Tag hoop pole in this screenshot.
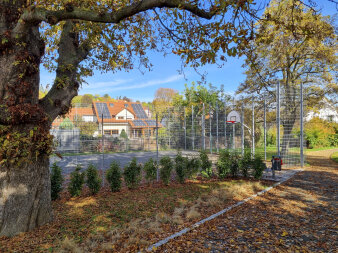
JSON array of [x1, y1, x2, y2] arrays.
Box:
[[300, 82, 304, 167], [184, 107, 186, 150]]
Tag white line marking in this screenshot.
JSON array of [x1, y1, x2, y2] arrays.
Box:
[[143, 169, 304, 252]]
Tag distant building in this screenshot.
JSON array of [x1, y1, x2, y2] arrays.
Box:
[[306, 101, 338, 123], [52, 100, 159, 137]]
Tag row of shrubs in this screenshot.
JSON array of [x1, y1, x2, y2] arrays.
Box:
[[217, 150, 266, 179], [51, 150, 266, 200]]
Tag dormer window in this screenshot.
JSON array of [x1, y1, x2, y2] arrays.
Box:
[[109, 103, 114, 107]]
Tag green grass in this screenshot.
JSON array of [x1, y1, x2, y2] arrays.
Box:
[[331, 152, 338, 163], [305, 147, 338, 152]]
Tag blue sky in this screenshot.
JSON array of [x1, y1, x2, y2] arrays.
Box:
[[39, 1, 337, 102]]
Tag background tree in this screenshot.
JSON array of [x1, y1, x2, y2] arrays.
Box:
[[237, 0, 337, 156], [80, 94, 94, 105], [153, 87, 178, 119]]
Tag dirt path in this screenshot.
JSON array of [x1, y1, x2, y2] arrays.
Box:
[[155, 149, 338, 252]]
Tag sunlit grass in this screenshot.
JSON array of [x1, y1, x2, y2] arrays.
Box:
[[331, 152, 338, 163]]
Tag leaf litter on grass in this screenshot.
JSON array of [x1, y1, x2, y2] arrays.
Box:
[[0, 179, 272, 253]]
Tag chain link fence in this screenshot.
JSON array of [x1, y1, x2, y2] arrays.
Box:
[[50, 84, 306, 175]]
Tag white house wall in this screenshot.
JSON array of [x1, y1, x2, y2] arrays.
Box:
[[306, 108, 338, 123], [100, 123, 131, 136], [116, 109, 134, 120]]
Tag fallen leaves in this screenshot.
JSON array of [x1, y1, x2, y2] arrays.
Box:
[[152, 149, 338, 252], [0, 179, 271, 252]]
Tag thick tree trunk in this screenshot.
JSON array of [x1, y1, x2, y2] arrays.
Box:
[[281, 120, 296, 157], [280, 84, 297, 158], [0, 1, 53, 237], [0, 153, 52, 237]]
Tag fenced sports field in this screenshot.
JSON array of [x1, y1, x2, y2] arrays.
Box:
[[50, 82, 306, 175]]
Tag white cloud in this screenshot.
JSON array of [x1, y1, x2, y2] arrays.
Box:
[[108, 74, 183, 92], [81, 79, 133, 92]]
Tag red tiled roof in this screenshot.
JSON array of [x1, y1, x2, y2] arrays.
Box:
[[93, 100, 144, 121], [52, 101, 160, 129]]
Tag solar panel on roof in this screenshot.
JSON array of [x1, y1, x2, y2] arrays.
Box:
[[131, 104, 148, 119], [96, 103, 111, 119], [145, 120, 156, 126], [133, 120, 146, 126]]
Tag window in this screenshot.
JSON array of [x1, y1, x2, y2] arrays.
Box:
[[109, 103, 114, 107], [104, 130, 111, 135], [118, 116, 124, 119], [111, 130, 119, 135]]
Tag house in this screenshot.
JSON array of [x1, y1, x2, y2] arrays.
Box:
[[306, 100, 338, 123], [93, 101, 158, 137], [52, 100, 159, 137], [51, 107, 97, 129]]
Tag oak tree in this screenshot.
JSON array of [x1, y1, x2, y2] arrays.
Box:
[[237, 0, 337, 156], [0, 0, 257, 236]]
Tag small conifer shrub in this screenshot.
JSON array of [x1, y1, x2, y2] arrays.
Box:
[[143, 158, 157, 183], [159, 156, 173, 185], [123, 158, 142, 189], [106, 161, 122, 192], [86, 164, 102, 195], [68, 165, 85, 197], [50, 163, 63, 200]]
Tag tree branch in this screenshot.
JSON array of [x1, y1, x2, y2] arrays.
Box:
[[39, 21, 91, 122], [14, 0, 217, 36]]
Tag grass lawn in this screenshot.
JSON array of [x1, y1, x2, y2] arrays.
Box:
[[330, 152, 338, 163], [0, 178, 272, 252]]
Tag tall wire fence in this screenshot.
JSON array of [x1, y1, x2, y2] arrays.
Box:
[[50, 83, 306, 175]]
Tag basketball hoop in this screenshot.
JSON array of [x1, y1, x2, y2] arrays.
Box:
[[227, 111, 241, 124]]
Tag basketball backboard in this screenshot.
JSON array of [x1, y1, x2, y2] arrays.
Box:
[[227, 111, 241, 123]]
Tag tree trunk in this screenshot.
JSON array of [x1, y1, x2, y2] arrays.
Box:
[[0, 2, 53, 237], [281, 120, 296, 157], [280, 84, 297, 158], [0, 153, 52, 237]]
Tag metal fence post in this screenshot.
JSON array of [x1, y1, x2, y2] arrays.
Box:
[[156, 114, 159, 182], [184, 107, 187, 150], [300, 82, 304, 167], [168, 108, 171, 149], [241, 102, 244, 156], [202, 103, 206, 150], [264, 93, 267, 161], [277, 81, 281, 157], [209, 103, 212, 154], [192, 105, 194, 150], [252, 97, 255, 157], [224, 102, 227, 150], [232, 100, 235, 151], [216, 101, 219, 153], [101, 114, 104, 177]]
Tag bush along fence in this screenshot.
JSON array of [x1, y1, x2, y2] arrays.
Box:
[[50, 150, 267, 200]]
